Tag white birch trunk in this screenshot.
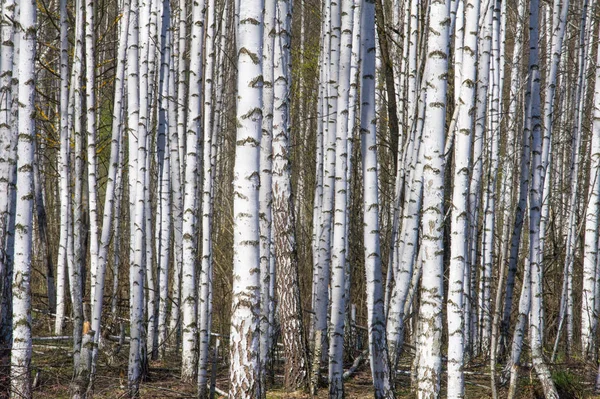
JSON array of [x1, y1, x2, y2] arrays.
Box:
[[475, 3, 492, 353], [0, 0, 16, 368], [10, 1, 36, 396], [582, 19, 600, 359], [138, 0, 157, 362], [168, 18, 184, 347], [198, 0, 217, 392], [54, 0, 69, 336], [85, 0, 100, 314], [229, 0, 263, 396], [127, 1, 146, 394], [360, 1, 394, 396], [156, 0, 172, 358], [271, 0, 309, 391], [259, 0, 275, 388], [416, 0, 449, 396], [447, 0, 480, 396], [70, 0, 86, 378], [180, 0, 204, 380], [311, 1, 329, 373], [328, 0, 352, 395]]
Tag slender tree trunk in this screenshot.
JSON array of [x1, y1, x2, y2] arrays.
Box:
[[259, 0, 275, 389], [328, 0, 353, 395], [270, 0, 309, 392], [499, 0, 526, 356], [0, 1, 16, 379], [589, 26, 600, 383], [54, 0, 70, 337], [415, 0, 449, 396], [70, 0, 86, 387], [583, 12, 600, 360], [527, 0, 558, 395], [229, 0, 264, 396], [10, 0, 36, 396], [198, 0, 218, 393], [156, 0, 172, 359], [360, 1, 395, 396], [181, 0, 204, 381], [127, 1, 146, 395], [85, 0, 100, 315], [448, 0, 480, 396]]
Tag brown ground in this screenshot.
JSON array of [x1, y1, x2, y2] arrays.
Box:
[[25, 313, 600, 398]]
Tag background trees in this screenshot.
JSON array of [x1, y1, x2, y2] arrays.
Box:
[[2, 0, 600, 398]]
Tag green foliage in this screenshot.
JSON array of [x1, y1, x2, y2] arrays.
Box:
[[552, 369, 586, 399]]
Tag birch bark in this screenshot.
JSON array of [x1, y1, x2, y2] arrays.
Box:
[[181, 0, 204, 380], [54, 0, 69, 336], [229, 0, 264, 396], [10, 0, 36, 396], [416, 0, 449, 396], [360, 0, 395, 395], [447, 0, 480, 396]]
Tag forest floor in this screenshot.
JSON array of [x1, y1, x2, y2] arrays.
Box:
[[24, 312, 600, 398]]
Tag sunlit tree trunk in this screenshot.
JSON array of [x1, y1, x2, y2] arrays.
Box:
[[448, 0, 480, 396], [588, 25, 600, 372], [198, 0, 217, 393], [10, 0, 36, 396], [416, 0, 449, 396], [328, 0, 352, 395], [229, 0, 263, 396], [311, 0, 332, 385], [127, 1, 146, 395], [86, 0, 100, 315], [181, 0, 204, 380], [168, 12, 184, 348], [156, 0, 172, 359], [0, 0, 16, 376], [259, 0, 275, 388], [474, 1, 492, 353], [270, 0, 309, 392], [360, 0, 394, 396], [583, 12, 600, 360], [70, 0, 86, 387], [54, 0, 69, 337], [139, 0, 157, 362]]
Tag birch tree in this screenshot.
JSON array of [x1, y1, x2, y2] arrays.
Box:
[[448, 0, 480, 396], [328, 0, 352, 394], [54, 0, 69, 337], [181, 0, 204, 380], [527, 0, 558, 395], [416, 0, 449, 396], [10, 0, 36, 396], [127, 1, 147, 394], [156, 0, 172, 358], [585, 15, 600, 367], [271, 0, 309, 391], [198, 0, 217, 392], [259, 0, 275, 388], [0, 0, 16, 374], [229, 0, 263, 396], [360, 0, 395, 396], [583, 10, 600, 359]]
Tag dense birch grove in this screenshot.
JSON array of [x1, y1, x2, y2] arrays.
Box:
[[2, 0, 600, 398]]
